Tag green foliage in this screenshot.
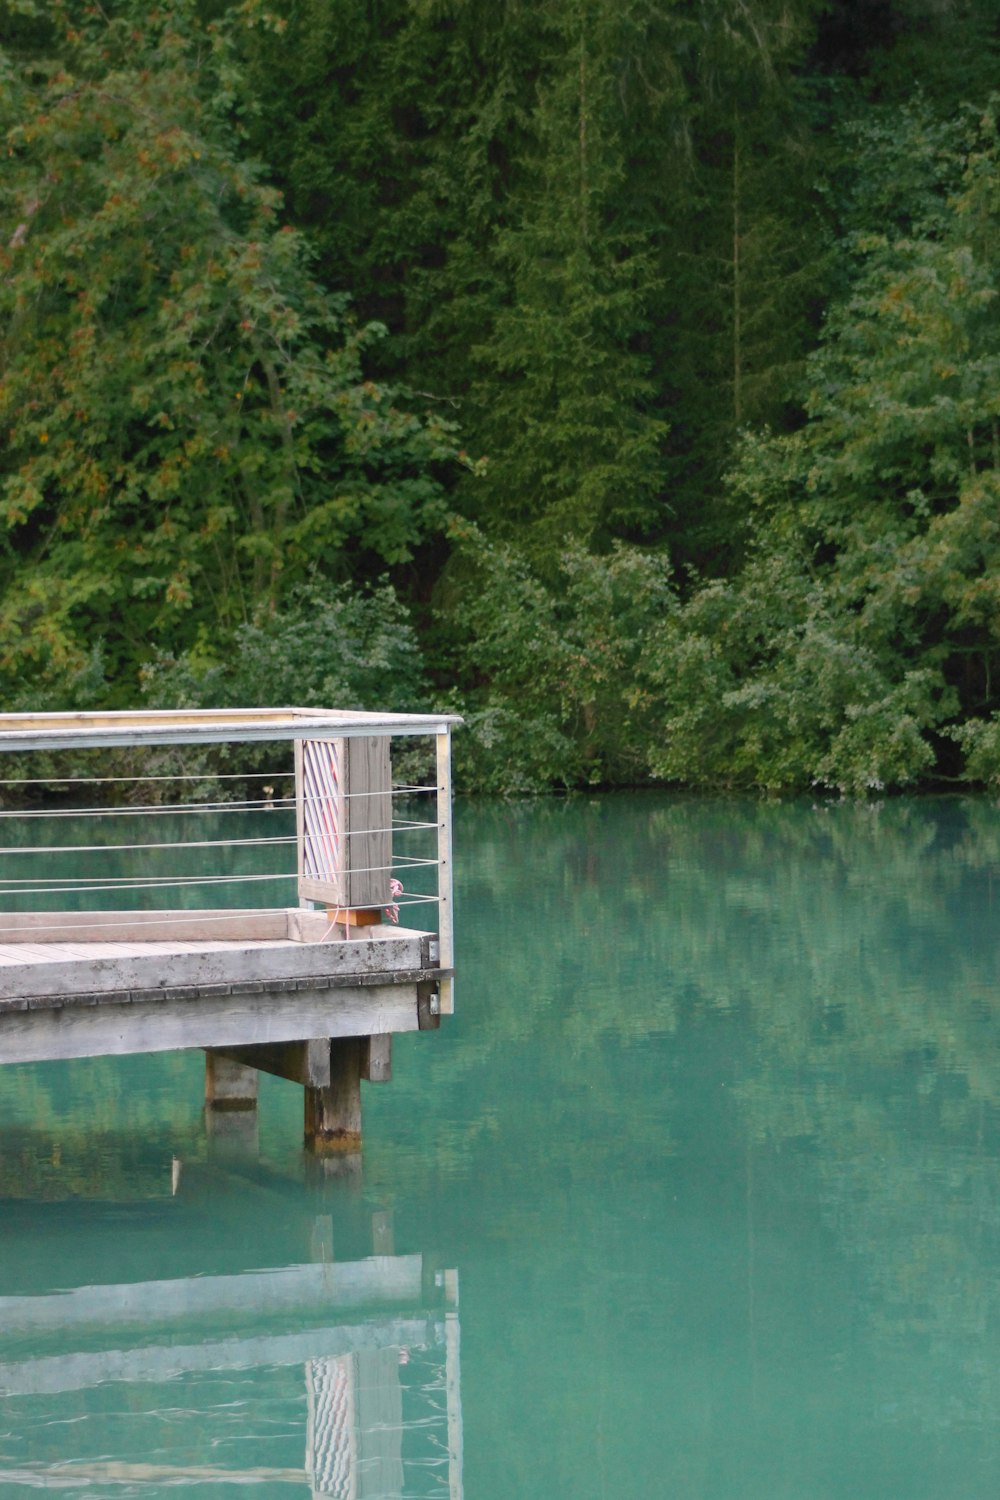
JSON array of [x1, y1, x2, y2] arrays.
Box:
[[0, 0, 457, 702], [243, 0, 831, 572], [8, 0, 1000, 794], [131, 578, 428, 790], [142, 580, 426, 714], [845, 0, 1000, 107], [463, 0, 671, 558], [650, 100, 1000, 792], [648, 544, 949, 793], [444, 527, 672, 793], [949, 713, 1000, 786], [241, 0, 541, 400], [652, 0, 831, 561]]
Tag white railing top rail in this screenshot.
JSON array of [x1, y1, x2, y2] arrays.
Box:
[[0, 707, 461, 753]]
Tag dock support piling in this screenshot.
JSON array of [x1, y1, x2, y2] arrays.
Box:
[[304, 1038, 363, 1152], [205, 1051, 259, 1112], [362, 1034, 392, 1083]]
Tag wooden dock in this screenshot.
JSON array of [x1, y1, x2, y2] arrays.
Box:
[[0, 707, 459, 1149]]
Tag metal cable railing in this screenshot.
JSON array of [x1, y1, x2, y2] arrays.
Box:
[[0, 748, 447, 937]]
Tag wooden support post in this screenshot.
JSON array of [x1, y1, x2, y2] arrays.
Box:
[[204, 1051, 258, 1112], [362, 1034, 392, 1082], [304, 1038, 363, 1152]]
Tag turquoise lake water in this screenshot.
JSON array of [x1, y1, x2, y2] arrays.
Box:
[[1, 792, 1000, 1496]]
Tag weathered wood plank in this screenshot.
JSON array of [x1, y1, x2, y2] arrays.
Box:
[[0, 706, 460, 752], [0, 983, 420, 1064], [0, 964, 448, 1014], [344, 734, 392, 910], [362, 1033, 392, 1083], [285, 907, 333, 943], [0, 942, 76, 963], [0, 909, 427, 945], [0, 909, 292, 943], [0, 931, 426, 1000]]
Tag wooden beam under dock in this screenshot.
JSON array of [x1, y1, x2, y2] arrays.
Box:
[[209, 1038, 334, 1089], [0, 979, 425, 1066]]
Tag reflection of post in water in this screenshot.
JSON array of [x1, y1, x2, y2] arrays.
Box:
[[305, 1267, 463, 1500], [307, 1348, 401, 1499], [0, 1267, 463, 1496]]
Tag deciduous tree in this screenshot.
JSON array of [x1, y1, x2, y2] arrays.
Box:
[[0, 0, 457, 699]]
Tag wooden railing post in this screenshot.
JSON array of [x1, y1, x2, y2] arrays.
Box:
[[342, 735, 392, 911], [296, 734, 391, 917]]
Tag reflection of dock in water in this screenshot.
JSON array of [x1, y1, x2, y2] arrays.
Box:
[[0, 1146, 464, 1488], [0, 1245, 462, 1496]]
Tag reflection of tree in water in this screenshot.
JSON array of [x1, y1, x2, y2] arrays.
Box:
[[458, 790, 1000, 1045], [441, 794, 1000, 1441], [643, 794, 1000, 1428]]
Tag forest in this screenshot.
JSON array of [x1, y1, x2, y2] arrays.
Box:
[[3, 0, 1000, 794]]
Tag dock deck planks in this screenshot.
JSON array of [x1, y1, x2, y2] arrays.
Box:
[[0, 916, 445, 1064]]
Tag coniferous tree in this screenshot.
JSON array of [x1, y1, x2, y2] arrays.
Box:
[[649, 0, 830, 570], [648, 103, 1000, 792], [465, 0, 670, 561]]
